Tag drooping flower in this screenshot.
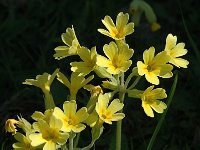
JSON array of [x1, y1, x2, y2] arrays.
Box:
[[5, 119, 19, 135], [129, 86, 167, 117], [54, 26, 81, 60], [53, 100, 89, 133], [71, 46, 97, 76], [13, 132, 35, 150], [98, 12, 134, 40], [95, 93, 125, 124], [57, 72, 94, 99], [137, 47, 173, 85], [97, 42, 134, 74], [23, 69, 59, 94], [29, 116, 69, 150], [164, 33, 189, 68]]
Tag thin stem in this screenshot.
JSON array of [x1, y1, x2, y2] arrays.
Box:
[[128, 76, 141, 90], [74, 133, 80, 148], [116, 73, 125, 150], [124, 72, 134, 88], [69, 132, 75, 150]]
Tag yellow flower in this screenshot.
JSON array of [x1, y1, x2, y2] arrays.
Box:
[[98, 12, 134, 40], [29, 116, 69, 150], [95, 93, 125, 124], [71, 46, 97, 76], [140, 86, 167, 117], [53, 100, 89, 133], [164, 34, 189, 68], [5, 119, 19, 135], [57, 72, 94, 99], [97, 42, 134, 74], [17, 116, 33, 134], [137, 47, 173, 85], [23, 69, 59, 94], [54, 26, 81, 60], [13, 132, 35, 150]]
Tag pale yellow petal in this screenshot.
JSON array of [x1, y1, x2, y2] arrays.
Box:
[[75, 107, 89, 123], [57, 72, 71, 88], [119, 60, 132, 72], [53, 107, 67, 121], [137, 61, 147, 76], [169, 57, 189, 68], [150, 100, 167, 113], [57, 132, 69, 145], [78, 47, 91, 62], [159, 64, 173, 78], [123, 23, 134, 36], [63, 100, 77, 117], [107, 99, 124, 114], [153, 51, 170, 66], [116, 12, 129, 30], [49, 115, 63, 130], [102, 16, 116, 33], [165, 34, 177, 51], [118, 43, 134, 60], [145, 72, 159, 85], [71, 124, 86, 133], [96, 55, 110, 68], [143, 47, 155, 64], [170, 43, 187, 57], [98, 29, 112, 38], [103, 42, 118, 60], [29, 133, 46, 146], [111, 113, 125, 121], [70, 62, 92, 75], [43, 141, 56, 150], [142, 102, 154, 117]]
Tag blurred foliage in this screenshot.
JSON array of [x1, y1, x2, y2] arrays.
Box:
[[0, 0, 200, 149]]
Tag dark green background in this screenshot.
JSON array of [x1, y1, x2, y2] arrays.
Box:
[[0, 0, 199, 149]]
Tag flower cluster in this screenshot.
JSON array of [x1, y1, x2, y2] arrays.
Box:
[[5, 12, 188, 150]]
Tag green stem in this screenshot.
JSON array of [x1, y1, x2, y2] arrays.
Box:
[[74, 133, 80, 148], [128, 76, 141, 90], [69, 133, 74, 150], [124, 72, 134, 88], [116, 73, 125, 150], [44, 92, 55, 109]]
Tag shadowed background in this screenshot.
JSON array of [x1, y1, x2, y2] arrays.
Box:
[[0, 0, 200, 149]]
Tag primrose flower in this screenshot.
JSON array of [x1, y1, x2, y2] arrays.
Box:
[[5, 119, 19, 135], [132, 86, 167, 117], [164, 34, 189, 68], [98, 12, 134, 40], [71, 46, 97, 76], [137, 47, 173, 85], [97, 41, 134, 74], [53, 100, 89, 133], [17, 116, 33, 134], [13, 132, 34, 150], [29, 116, 69, 150], [54, 26, 81, 60], [57, 72, 94, 99], [23, 69, 59, 94], [95, 93, 125, 124]]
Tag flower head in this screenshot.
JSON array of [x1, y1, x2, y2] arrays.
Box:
[[140, 86, 167, 117], [95, 93, 125, 124], [53, 100, 89, 133], [98, 12, 134, 40], [97, 42, 134, 74], [13, 132, 35, 150], [54, 26, 81, 60], [5, 119, 19, 135], [29, 116, 69, 150], [57, 72, 94, 98], [164, 34, 189, 68], [31, 109, 54, 123], [71, 46, 97, 76], [23, 69, 59, 94], [137, 47, 173, 85]]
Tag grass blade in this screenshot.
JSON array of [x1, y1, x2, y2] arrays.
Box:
[[147, 73, 178, 150]]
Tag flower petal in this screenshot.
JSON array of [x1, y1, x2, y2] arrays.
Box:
[[142, 102, 154, 117], [107, 99, 124, 114]]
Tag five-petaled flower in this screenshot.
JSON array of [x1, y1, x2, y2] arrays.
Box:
[[29, 116, 69, 150], [53, 100, 89, 133], [95, 93, 125, 124], [137, 47, 173, 85], [97, 41, 134, 74], [98, 12, 134, 40], [164, 33, 189, 68]]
